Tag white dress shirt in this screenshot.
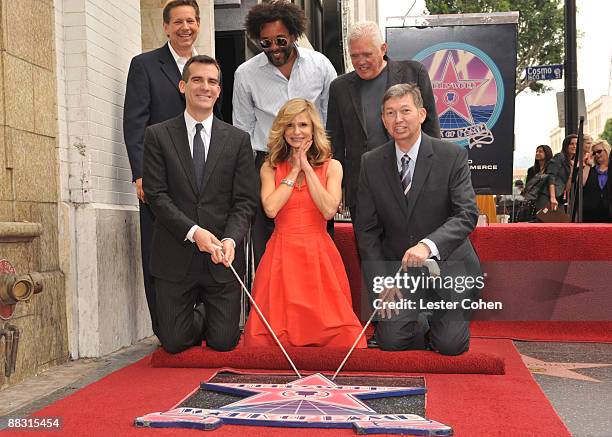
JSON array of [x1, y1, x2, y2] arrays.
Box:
[[183, 111, 235, 249], [394, 133, 439, 259], [184, 110, 212, 161], [232, 46, 337, 152], [167, 42, 197, 74]]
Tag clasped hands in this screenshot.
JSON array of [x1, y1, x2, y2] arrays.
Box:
[[378, 242, 431, 319], [288, 140, 313, 175], [193, 228, 234, 267]]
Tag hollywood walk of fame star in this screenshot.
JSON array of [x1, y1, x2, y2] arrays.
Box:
[[136, 373, 453, 435], [202, 373, 424, 415], [521, 355, 612, 382], [432, 53, 487, 124]]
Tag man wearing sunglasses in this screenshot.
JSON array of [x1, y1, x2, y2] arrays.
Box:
[[233, 1, 337, 268]]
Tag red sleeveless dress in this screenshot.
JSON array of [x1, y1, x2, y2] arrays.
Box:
[[243, 160, 366, 348]]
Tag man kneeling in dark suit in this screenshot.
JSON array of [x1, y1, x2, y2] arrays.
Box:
[[355, 83, 481, 355], [143, 55, 257, 354]]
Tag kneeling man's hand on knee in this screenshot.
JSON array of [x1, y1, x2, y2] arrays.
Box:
[[379, 287, 402, 319]]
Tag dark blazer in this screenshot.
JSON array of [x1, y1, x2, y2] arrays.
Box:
[[355, 134, 480, 299], [327, 59, 441, 208], [609, 154, 612, 217], [547, 152, 572, 199], [526, 165, 537, 184], [123, 44, 221, 181], [142, 115, 257, 283], [583, 166, 611, 223]]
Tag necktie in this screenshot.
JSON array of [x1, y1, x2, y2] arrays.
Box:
[[193, 123, 205, 189], [400, 154, 412, 196]]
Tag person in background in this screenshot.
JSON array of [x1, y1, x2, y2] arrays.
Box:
[[542, 134, 577, 212], [526, 144, 553, 184], [327, 21, 440, 223], [578, 134, 594, 187], [513, 179, 524, 197], [522, 144, 554, 216], [233, 0, 337, 268], [583, 139, 611, 222]]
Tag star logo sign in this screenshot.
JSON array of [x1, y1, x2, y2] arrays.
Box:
[[203, 373, 420, 415], [432, 53, 487, 124], [136, 373, 453, 435]]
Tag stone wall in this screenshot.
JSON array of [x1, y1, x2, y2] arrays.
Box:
[[0, 0, 219, 389], [0, 0, 68, 388], [55, 0, 151, 359]]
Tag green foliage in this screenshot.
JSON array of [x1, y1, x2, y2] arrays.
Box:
[[601, 118, 612, 145], [425, 0, 565, 96]]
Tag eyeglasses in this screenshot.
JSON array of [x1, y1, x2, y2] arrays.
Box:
[[259, 37, 289, 49], [592, 149, 605, 155]]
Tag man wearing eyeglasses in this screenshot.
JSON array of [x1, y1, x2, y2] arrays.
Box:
[[232, 1, 337, 268], [123, 0, 222, 338]]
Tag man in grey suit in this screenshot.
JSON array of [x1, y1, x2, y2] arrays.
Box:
[[143, 55, 257, 354], [327, 21, 440, 220], [355, 83, 480, 355]]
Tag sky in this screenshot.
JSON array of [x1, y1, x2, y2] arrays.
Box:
[[378, 0, 612, 169]]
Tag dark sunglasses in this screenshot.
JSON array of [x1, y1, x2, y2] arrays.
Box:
[[592, 149, 605, 155], [259, 37, 289, 49]]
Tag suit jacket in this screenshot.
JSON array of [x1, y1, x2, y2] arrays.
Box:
[[583, 165, 611, 222], [142, 115, 257, 283], [123, 44, 221, 181], [327, 59, 441, 208], [526, 166, 537, 184], [355, 134, 480, 300], [547, 152, 572, 199]]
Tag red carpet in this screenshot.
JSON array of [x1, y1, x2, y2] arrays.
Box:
[[472, 321, 612, 343], [21, 339, 569, 437], [150, 344, 505, 374], [334, 223, 612, 341], [469, 223, 612, 261]]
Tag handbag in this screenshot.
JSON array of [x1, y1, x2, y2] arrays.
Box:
[[536, 206, 570, 223]]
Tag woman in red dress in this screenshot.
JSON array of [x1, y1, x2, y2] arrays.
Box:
[[243, 98, 366, 348]]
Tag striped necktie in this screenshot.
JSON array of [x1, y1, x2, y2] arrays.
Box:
[[400, 154, 412, 196]]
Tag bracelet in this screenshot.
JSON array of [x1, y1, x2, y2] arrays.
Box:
[[280, 178, 295, 187]]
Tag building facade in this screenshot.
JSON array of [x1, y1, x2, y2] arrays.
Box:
[[550, 95, 612, 154], [0, 0, 376, 389]]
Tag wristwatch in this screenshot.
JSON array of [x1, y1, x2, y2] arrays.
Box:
[[281, 178, 295, 187]]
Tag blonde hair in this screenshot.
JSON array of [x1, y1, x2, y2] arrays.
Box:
[[266, 99, 331, 167], [593, 138, 611, 155], [347, 21, 383, 46]]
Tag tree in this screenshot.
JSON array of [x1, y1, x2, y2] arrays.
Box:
[[425, 0, 565, 96], [601, 118, 612, 145]]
